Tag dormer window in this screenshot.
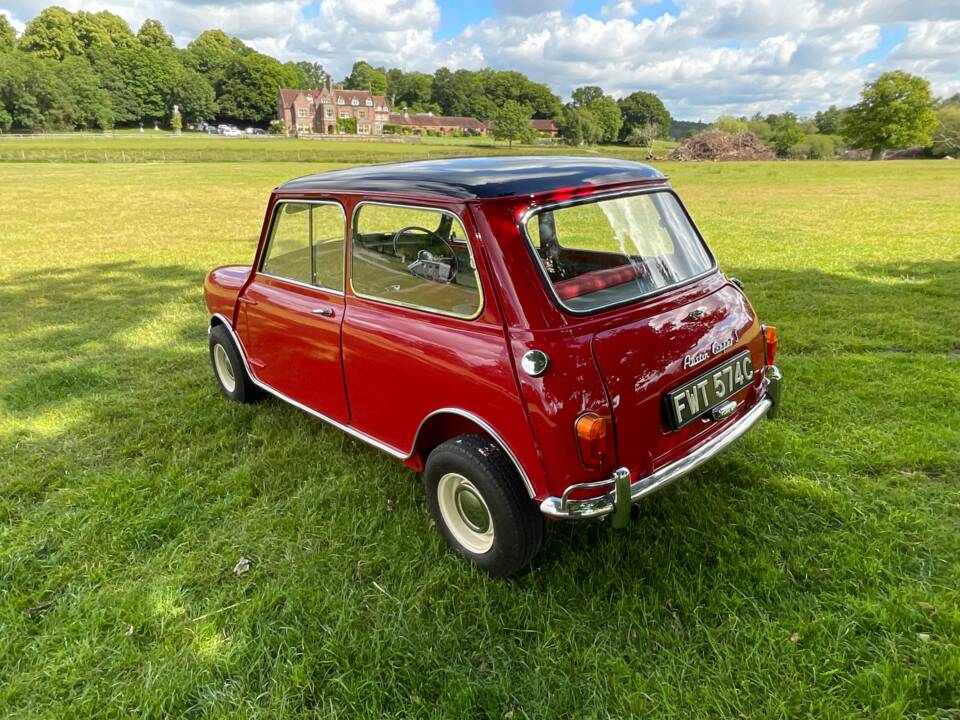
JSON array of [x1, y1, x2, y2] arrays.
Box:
[[365, 98, 373, 106], [351, 98, 359, 106], [337, 97, 345, 105]]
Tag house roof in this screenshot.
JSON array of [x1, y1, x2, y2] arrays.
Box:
[[278, 88, 390, 109], [531, 119, 558, 131], [277, 156, 666, 200], [389, 113, 489, 130]]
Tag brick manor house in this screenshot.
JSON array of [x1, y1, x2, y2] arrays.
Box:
[[278, 76, 390, 136], [278, 78, 561, 139]]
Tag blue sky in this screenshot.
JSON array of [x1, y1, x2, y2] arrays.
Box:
[[2, 0, 957, 118]]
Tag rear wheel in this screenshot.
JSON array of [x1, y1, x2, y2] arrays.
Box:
[[424, 434, 544, 578], [209, 324, 261, 404]]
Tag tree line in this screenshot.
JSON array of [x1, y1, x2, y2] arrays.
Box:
[[701, 71, 958, 159]]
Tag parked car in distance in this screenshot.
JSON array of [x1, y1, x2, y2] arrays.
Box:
[[204, 126, 219, 135], [204, 157, 782, 577]]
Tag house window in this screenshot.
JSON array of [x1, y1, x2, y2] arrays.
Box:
[[351, 98, 359, 106], [358, 124, 369, 134], [337, 97, 344, 105], [365, 98, 373, 106], [296, 123, 311, 134], [358, 110, 366, 119], [340, 110, 350, 119], [325, 107, 334, 119], [297, 108, 308, 117]]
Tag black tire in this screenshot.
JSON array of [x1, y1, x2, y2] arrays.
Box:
[[424, 434, 544, 578], [209, 324, 262, 404]]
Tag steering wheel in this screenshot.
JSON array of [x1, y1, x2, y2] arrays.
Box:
[[391, 225, 459, 279]]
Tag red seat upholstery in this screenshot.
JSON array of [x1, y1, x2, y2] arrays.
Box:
[[555, 264, 642, 300]]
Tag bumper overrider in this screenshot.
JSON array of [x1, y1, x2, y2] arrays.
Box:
[[540, 365, 782, 527]]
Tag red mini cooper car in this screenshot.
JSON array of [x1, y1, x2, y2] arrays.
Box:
[[205, 157, 782, 577]]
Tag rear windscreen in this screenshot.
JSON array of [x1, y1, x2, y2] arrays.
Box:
[[524, 191, 715, 313]]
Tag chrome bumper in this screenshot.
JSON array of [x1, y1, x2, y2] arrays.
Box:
[[540, 365, 782, 527]]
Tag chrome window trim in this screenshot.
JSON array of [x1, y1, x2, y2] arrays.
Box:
[[209, 314, 533, 497], [260, 199, 347, 293], [257, 272, 345, 297], [349, 200, 484, 321], [517, 187, 719, 317]]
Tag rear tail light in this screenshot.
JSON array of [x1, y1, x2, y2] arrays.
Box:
[[575, 413, 611, 470], [762, 325, 778, 366]]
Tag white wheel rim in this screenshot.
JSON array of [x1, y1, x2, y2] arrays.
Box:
[[437, 472, 494, 554], [213, 343, 236, 393]]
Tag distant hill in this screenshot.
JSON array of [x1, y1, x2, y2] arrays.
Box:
[[669, 119, 710, 139]]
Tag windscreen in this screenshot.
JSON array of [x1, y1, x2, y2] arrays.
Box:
[[524, 192, 714, 312]]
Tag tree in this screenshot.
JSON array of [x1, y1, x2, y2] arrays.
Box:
[[557, 104, 601, 145], [183, 30, 246, 96], [219, 51, 302, 123], [19, 6, 83, 60], [624, 123, 660, 148], [59, 54, 113, 128], [295, 61, 326, 87], [813, 105, 842, 135], [569, 86, 621, 143], [343, 60, 386, 94], [72, 10, 135, 53], [713, 115, 748, 133], [0, 13, 16, 51], [619, 91, 670, 141], [571, 86, 604, 107], [932, 102, 960, 157], [766, 112, 805, 155], [168, 65, 217, 122], [841, 70, 938, 160], [492, 100, 533, 147], [137, 19, 174, 51]]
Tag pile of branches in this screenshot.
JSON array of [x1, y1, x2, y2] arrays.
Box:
[[671, 130, 776, 161]]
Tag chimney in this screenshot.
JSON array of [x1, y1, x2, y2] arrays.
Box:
[[324, 74, 333, 93]]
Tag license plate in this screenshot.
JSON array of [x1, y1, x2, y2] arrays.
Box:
[[665, 351, 754, 429]]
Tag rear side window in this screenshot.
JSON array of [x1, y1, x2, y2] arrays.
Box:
[[351, 203, 482, 318], [524, 191, 714, 313], [261, 202, 345, 291]]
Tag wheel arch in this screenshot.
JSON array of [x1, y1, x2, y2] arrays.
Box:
[[410, 409, 535, 498]]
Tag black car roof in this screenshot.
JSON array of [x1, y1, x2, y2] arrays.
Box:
[[277, 156, 667, 200]]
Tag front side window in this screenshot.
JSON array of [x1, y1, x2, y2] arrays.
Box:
[[351, 204, 481, 318], [261, 202, 345, 291], [523, 191, 714, 313]]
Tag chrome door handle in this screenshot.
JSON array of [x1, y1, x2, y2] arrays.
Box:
[[311, 307, 335, 317]]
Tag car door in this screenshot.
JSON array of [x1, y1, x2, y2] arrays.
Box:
[[237, 200, 349, 423]]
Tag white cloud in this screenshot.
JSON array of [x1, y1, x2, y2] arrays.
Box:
[[2, 0, 958, 118], [600, 1, 636, 19]]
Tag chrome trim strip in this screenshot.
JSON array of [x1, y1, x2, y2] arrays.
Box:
[[208, 315, 534, 495], [257, 272, 346, 296], [540, 371, 780, 521], [517, 187, 719, 317], [412, 408, 535, 497], [210, 313, 407, 458], [349, 200, 484, 321]]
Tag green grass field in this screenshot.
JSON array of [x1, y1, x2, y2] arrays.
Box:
[[0, 148, 958, 718], [0, 131, 677, 164]]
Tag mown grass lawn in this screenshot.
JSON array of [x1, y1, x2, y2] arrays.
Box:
[[0, 132, 677, 164], [0, 156, 958, 719]]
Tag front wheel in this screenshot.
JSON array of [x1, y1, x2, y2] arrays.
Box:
[[209, 324, 262, 404], [424, 434, 544, 578]]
